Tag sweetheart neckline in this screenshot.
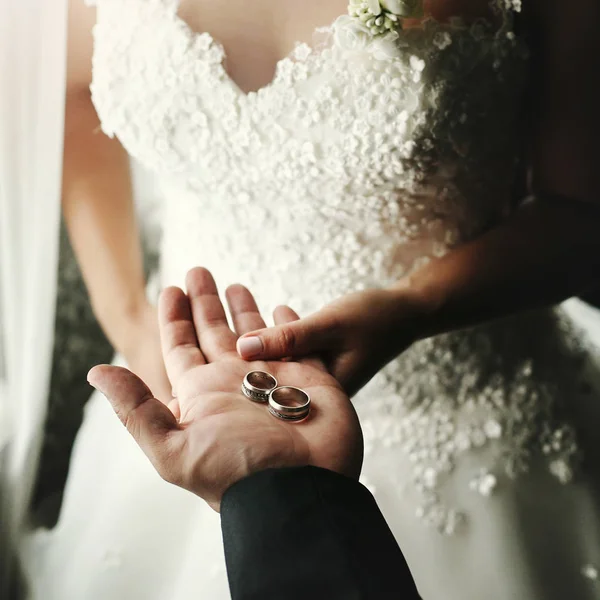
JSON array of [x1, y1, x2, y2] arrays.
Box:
[[169, 2, 516, 99], [171, 3, 343, 97]]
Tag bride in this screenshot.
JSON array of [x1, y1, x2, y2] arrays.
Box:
[[22, 0, 600, 598]]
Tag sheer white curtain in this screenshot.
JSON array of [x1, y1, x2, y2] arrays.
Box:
[[0, 0, 67, 592]]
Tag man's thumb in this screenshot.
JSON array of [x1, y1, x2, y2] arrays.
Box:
[[88, 365, 179, 460]]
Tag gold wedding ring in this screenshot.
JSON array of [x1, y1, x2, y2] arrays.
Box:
[[241, 371, 278, 402], [268, 386, 311, 422]]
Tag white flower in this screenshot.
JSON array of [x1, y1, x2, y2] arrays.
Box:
[[478, 473, 497, 496], [333, 15, 373, 52], [293, 43, 312, 62], [549, 458, 573, 484], [334, 5, 406, 60], [581, 565, 598, 581], [469, 470, 498, 497], [348, 0, 419, 35], [367, 0, 383, 15], [369, 30, 402, 60], [433, 31, 452, 50], [409, 55, 426, 72], [483, 419, 503, 439], [381, 0, 423, 17]]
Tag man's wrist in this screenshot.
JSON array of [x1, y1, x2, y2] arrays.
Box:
[[222, 466, 364, 511]]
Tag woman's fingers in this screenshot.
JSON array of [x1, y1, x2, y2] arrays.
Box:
[[226, 284, 267, 336], [271, 305, 327, 372], [159, 286, 206, 387], [88, 365, 183, 477], [186, 267, 238, 361], [237, 309, 338, 364]]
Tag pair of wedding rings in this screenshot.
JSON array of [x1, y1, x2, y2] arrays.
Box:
[[241, 371, 311, 422]]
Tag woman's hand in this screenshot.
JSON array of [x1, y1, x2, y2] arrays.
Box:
[[87, 268, 362, 512], [236, 287, 423, 397]]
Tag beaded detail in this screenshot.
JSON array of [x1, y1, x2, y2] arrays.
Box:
[[89, 0, 593, 534]]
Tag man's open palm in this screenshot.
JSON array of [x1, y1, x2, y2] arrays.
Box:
[[88, 268, 363, 511]]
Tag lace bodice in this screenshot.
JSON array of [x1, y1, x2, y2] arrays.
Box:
[[86, 0, 595, 536], [90, 0, 528, 311]]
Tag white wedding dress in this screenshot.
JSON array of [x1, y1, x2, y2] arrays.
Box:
[[22, 1, 600, 598]]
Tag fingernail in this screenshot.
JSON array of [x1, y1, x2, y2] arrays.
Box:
[[87, 373, 103, 396], [237, 336, 263, 358]]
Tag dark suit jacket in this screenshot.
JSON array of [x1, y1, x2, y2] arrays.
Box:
[[221, 466, 421, 600]]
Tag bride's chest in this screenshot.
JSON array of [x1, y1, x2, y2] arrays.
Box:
[[90, 0, 528, 196], [175, 0, 350, 95]]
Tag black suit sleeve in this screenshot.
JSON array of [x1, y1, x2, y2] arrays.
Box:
[[220, 465, 421, 600]]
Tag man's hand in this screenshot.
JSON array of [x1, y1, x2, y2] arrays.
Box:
[[88, 268, 363, 511]]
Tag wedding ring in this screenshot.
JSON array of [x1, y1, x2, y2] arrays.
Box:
[[241, 371, 278, 403], [268, 386, 311, 422]]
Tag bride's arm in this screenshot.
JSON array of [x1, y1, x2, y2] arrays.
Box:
[[63, 0, 171, 399], [64, 0, 147, 347], [396, 194, 600, 339], [392, 0, 600, 336]]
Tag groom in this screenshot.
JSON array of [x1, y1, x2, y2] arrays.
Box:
[[88, 267, 421, 600]]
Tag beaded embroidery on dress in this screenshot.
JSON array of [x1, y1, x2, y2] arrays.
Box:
[[22, 1, 600, 599]]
